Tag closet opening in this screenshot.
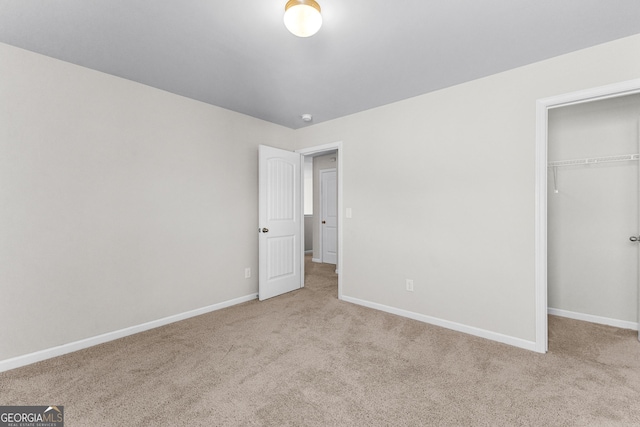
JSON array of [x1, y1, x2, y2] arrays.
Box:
[[547, 94, 640, 350], [535, 79, 640, 353]]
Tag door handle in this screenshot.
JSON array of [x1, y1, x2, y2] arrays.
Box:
[[322, 221, 326, 224], [630, 236, 639, 242], [261, 228, 269, 233]]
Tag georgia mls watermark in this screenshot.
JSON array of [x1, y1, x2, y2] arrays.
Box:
[[0, 406, 63, 427]]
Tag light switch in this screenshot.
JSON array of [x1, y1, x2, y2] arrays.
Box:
[[346, 208, 352, 218]]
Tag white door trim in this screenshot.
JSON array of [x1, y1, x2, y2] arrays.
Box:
[[296, 142, 344, 300], [535, 78, 640, 353]]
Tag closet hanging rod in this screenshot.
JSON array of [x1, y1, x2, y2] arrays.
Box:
[[548, 153, 639, 168]]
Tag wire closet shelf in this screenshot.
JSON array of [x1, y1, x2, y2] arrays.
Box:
[[548, 153, 639, 193], [548, 153, 639, 168]]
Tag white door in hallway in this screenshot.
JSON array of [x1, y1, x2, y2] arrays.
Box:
[[258, 145, 302, 300], [320, 168, 337, 265]]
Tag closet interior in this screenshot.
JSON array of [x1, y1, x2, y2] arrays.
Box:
[[547, 94, 640, 334]]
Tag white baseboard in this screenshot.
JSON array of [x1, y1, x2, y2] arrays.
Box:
[[341, 296, 537, 352], [312, 258, 321, 263], [548, 307, 638, 331], [0, 293, 258, 373], [304, 250, 313, 254]]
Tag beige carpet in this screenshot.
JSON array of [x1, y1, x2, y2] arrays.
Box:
[[2, 257, 640, 426]]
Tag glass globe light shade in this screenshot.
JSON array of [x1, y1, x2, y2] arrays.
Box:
[[284, 0, 322, 38]]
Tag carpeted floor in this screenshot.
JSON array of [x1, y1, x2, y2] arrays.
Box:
[[2, 256, 640, 426]]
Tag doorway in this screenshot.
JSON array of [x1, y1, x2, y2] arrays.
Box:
[[301, 151, 337, 265], [535, 79, 640, 353], [547, 95, 640, 339], [297, 142, 343, 299]]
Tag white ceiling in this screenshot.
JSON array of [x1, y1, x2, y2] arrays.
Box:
[[1, 1, 639, 129]]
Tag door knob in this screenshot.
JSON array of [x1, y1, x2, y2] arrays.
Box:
[[322, 221, 326, 224], [630, 236, 639, 242], [262, 228, 269, 233]]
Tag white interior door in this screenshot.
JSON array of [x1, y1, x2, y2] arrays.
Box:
[[320, 168, 337, 265], [259, 145, 302, 301], [638, 118, 640, 342]]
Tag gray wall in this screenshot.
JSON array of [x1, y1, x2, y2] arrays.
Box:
[[304, 156, 313, 252], [294, 34, 640, 345], [304, 215, 313, 252], [548, 94, 640, 323], [0, 42, 294, 361], [2, 33, 640, 364]]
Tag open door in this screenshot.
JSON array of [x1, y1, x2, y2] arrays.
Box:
[[258, 145, 302, 301]]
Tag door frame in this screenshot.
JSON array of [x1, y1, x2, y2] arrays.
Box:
[[319, 167, 337, 265], [296, 141, 344, 300], [535, 78, 640, 353]]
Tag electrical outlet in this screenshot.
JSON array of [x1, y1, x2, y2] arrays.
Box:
[[245, 268, 251, 279], [406, 279, 414, 292]]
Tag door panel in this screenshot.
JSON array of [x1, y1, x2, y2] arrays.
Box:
[[259, 145, 302, 300], [321, 169, 337, 265], [267, 236, 295, 280]]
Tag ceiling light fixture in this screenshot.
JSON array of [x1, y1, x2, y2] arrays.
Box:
[[284, 0, 322, 38]]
